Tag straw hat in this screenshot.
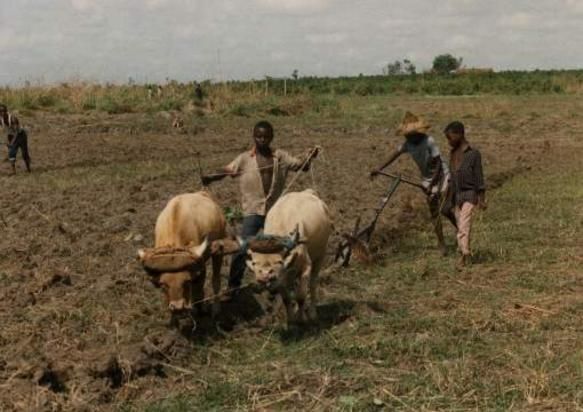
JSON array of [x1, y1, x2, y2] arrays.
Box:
[[395, 111, 431, 136]]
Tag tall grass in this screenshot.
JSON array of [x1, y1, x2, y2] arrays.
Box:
[[2, 70, 583, 115]]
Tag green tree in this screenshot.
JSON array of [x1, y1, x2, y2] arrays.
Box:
[[403, 59, 416, 75], [432, 54, 463, 74], [384, 59, 416, 76], [384, 60, 402, 76]]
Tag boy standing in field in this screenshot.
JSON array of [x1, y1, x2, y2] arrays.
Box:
[[0, 104, 31, 174], [444, 121, 486, 267], [371, 112, 455, 255], [202, 120, 318, 290]]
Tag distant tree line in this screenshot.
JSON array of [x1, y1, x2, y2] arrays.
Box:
[[1, 68, 578, 115], [383, 59, 417, 76], [384, 54, 465, 76]]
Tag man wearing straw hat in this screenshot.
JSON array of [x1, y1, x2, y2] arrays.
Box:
[[202, 120, 319, 291], [371, 112, 455, 255]]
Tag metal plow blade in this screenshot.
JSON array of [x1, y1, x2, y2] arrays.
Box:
[[335, 175, 402, 267]]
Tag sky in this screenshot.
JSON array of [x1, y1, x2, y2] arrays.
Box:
[[0, 0, 582, 85]]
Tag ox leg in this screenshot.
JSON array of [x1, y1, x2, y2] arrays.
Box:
[[296, 263, 311, 324], [192, 267, 206, 316], [308, 262, 321, 322], [280, 289, 296, 326], [211, 254, 223, 318]]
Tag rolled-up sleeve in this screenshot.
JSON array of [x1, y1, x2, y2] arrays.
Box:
[[225, 154, 243, 176], [427, 137, 441, 158]]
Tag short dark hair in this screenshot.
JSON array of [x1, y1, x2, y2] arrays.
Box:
[[444, 121, 465, 135], [254, 120, 274, 136]]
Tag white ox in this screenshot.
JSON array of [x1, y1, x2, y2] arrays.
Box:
[[138, 192, 226, 318], [245, 190, 332, 324]]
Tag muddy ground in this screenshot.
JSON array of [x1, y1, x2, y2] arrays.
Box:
[[0, 95, 580, 410]]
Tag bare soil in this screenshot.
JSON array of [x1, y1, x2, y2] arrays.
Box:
[[0, 96, 580, 411]]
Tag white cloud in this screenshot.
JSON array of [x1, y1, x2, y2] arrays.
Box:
[[2, 0, 583, 85], [306, 32, 347, 44], [70, 0, 98, 11], [270, 51, 290, 61], [146, 0, 172, 9], [446, 34, 476, 49], [565, 0, 583, 12], [499, 12, 535, 29], [255, 0, 332, 13]]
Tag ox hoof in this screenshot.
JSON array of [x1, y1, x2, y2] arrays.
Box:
[[285, 320, 301, 332], [211, 303, 221, 319]]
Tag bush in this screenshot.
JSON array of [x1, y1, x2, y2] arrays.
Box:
[[82, 95, 97, 111], [37, 93, 59, 108], [97, 97, 133, 114]]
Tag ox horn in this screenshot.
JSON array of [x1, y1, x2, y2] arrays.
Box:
[[211, 238, 242, 256], [189, 237, 209, 258], [137, 249, 146, 261]]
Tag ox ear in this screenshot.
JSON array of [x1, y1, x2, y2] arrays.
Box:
[[190, 237, 209, 258], [245, 258, 255, 271], [149, 275, 162, 288], [143, 267, 161, 287], [137, 249, 146, 261]]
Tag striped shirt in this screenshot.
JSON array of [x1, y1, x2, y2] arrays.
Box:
[[450, 145, 485, 206]]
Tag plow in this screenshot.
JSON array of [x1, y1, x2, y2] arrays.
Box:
[[334, 171, 426, 267]]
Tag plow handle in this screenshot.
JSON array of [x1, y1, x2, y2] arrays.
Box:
[[376, 171, 425, 190]]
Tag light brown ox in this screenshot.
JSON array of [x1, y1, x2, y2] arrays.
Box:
[[244, 190, 332, 325], [137, 191, 226, 318]]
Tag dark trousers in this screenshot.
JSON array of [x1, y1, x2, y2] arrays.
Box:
[[229, 214, 265, 288], [8, 130, 31, 170]]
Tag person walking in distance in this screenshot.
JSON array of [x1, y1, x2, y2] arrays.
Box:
[[0, 104, 31, 174]]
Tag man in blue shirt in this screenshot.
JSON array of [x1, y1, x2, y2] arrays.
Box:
[[371, 112, 455, 255]]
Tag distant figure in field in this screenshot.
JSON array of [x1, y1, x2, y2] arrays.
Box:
[[444, 121, 486, 268], [371, 112, 454, 255], [0, 104, 31, 174], [194, 82, 204, 102], [172, 114, 184, 129], [201, 120, 319, 291]]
